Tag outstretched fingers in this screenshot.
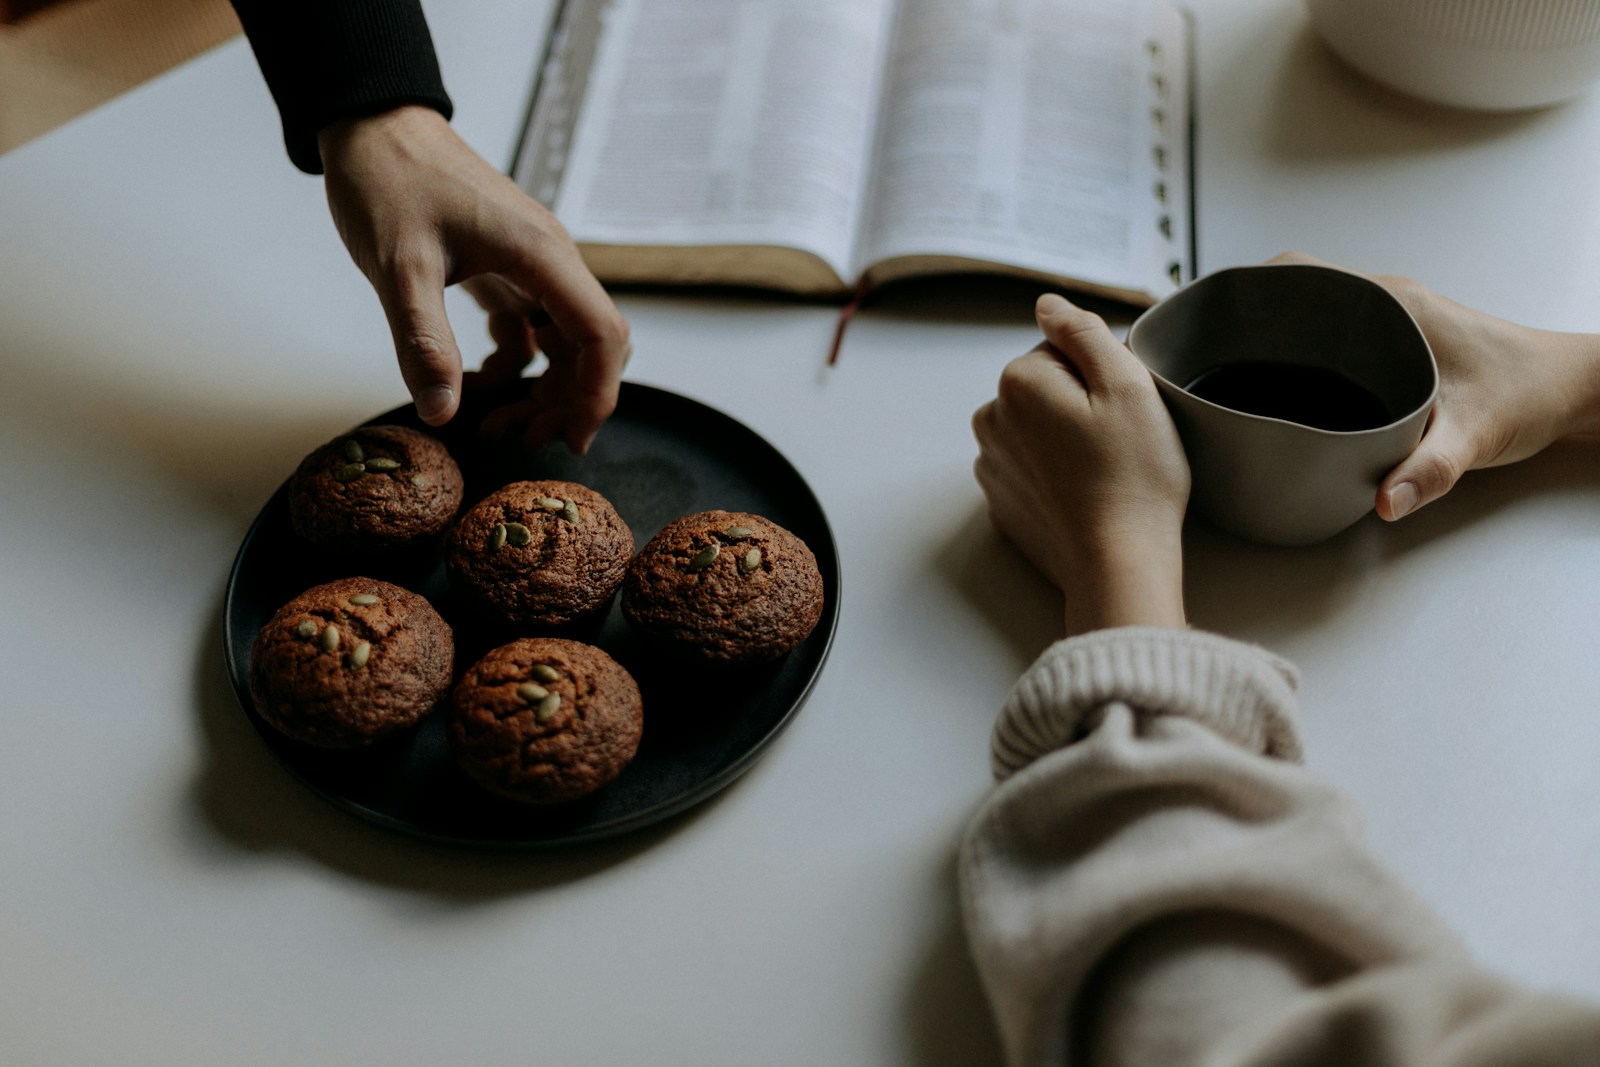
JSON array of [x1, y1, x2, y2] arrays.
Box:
[[373, 257, 464, 426], [507, 248, 630, 455]]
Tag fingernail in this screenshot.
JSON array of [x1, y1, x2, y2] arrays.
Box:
[[414, 386, 456, 425], [1385, 481, 1419, 520], [1036, 293, 1070, 316]]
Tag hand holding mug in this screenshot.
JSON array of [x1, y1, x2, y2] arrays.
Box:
[[1269, 253, 1600, 522], [973, 295, 1190, 636]]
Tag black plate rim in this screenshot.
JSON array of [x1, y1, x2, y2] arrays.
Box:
[[220, 381, 840, 850]]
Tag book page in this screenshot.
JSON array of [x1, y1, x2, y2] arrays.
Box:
[[525, 0, 897, 283], [854, 0, 1189, 299]]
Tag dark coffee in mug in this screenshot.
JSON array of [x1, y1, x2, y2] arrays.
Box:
[[1183, 361, 1392, 432]]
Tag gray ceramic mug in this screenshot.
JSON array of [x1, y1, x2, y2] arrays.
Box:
[[1127, 264, 1438, 546]]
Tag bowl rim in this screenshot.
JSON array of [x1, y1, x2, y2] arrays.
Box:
[[1127, 262, 1441, 438]]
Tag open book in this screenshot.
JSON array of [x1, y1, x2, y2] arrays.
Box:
[[513, 0, 1194, 307]]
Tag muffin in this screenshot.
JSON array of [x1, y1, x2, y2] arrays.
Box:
[[288, 425, 464, 554], [622, 510, 824, 664], [449, 638, 644, 805], [444, 480, 633, 628], [249, 577, 454, 748]]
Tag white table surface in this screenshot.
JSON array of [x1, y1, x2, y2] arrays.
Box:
[[3, 1, 1599, 1063]]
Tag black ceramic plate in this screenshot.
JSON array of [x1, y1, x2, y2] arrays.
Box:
[[222, 382, 840, 848]]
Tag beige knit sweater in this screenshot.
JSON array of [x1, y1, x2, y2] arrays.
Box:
[[959, 627, 1600, 1066]]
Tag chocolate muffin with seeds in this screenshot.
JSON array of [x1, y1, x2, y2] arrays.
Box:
[[622, 510, 824, 664], [248, 577, 453, 748], [288, 425, 464, 554], [449, 637, 643, 805], [444, 479, 633, 628]]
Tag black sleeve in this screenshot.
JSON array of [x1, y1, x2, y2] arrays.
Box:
[[230, 0, 454, 174]]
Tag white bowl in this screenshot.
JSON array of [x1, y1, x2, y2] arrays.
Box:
[[1307, 0, 1600, 110]]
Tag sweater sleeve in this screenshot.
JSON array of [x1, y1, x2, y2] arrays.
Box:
[[959, 626, 1600, 1067], [230, 0, 453, 174]]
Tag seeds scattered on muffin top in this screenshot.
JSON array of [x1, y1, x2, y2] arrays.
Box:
[[287, 425, 464, 554], [622, 510, 824, 664]]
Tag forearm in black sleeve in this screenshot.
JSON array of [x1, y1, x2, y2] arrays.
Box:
[[230, 0, 454, 174]]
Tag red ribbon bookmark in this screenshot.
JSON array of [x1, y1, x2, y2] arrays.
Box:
[[826, 284, 869, 366]]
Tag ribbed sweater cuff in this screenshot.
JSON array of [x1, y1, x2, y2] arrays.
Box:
[[232, 0, 454, 174], [991, 627, 1303, 780]]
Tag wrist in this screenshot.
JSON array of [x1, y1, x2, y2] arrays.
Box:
[[1564, 331, 1600, 438], [317, 105, 451, 168], [1061, 530, 1186, 637]]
